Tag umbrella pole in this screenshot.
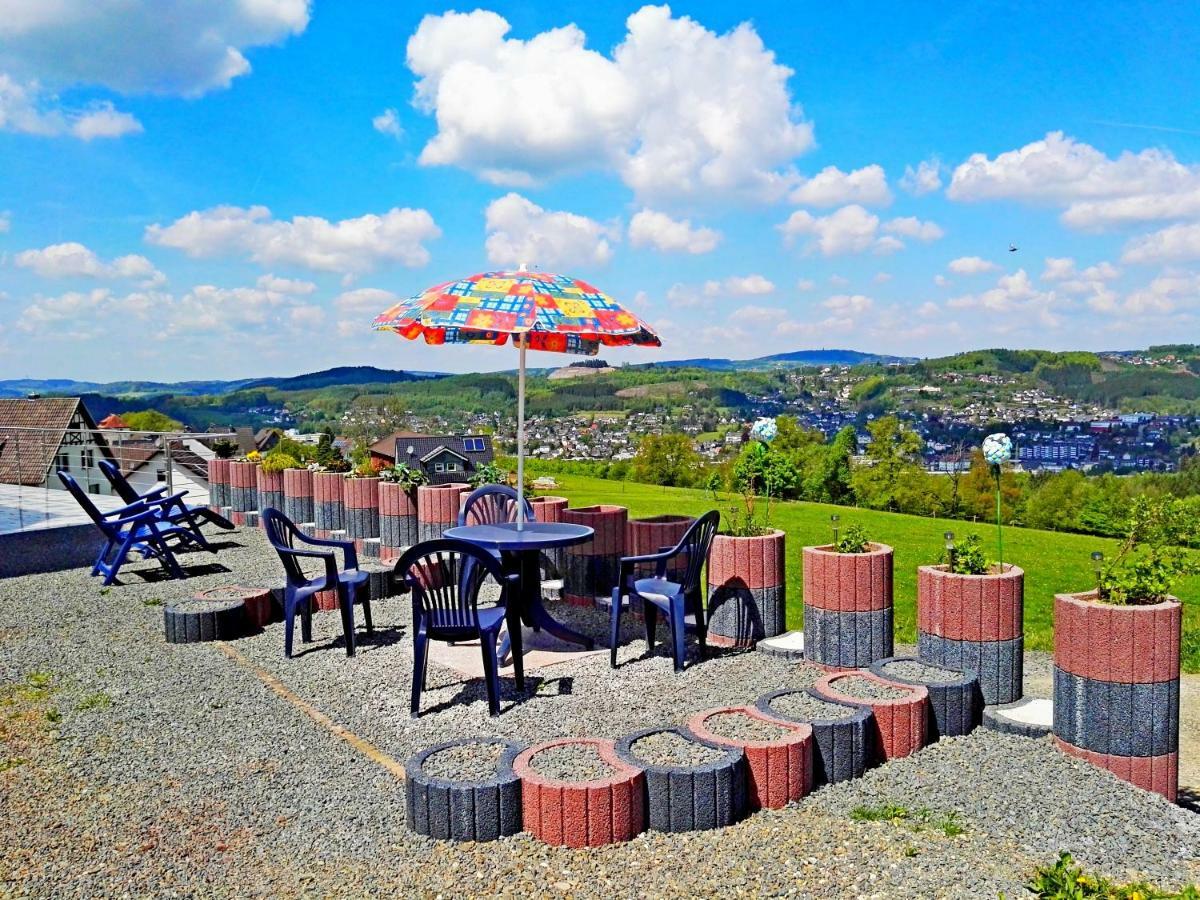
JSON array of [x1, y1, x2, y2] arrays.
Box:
[[516, 332, 527, 531]]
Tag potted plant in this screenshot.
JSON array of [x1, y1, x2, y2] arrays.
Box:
[[917, 531, 1024, 706], [803, 517, 894, 668], [256, 451, 297, 518], [227, 450, 262, 525], [467, 462, 507, 488], [1053, 496, 1196, 801], [378, 463, 427, 553], [342, 457, 383, 545]]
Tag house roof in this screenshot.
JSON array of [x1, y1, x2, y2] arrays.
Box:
[[419, 445, 468, 464], [395, 434, 494, 471], [0, 397, 103, 486], [98, 413, 128, 429], [369, 431, 428, 459]]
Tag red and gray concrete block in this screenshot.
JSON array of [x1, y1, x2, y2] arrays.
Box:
[[343, 476, 381, 548], [312, 472, 345, 536], [378, 481, 418, 557], [513, 738, 646, 848], [755, 688, 874, 786], [706, 531, 787, 649], [282, 467, 314, 525], [626, 514, 695, 582], [916, 564, 1025, 706], [255, 467, 284, 523], [207, 458, 231, 513], [868, 656, 981, 741], [416, 483, 470, 544], [561, 505, 627, 607], [405, 738, 525, 842], [227, 461, 259, 526], [1052, 592, 1181, 801], [813, 671, 927, 762], [802, 544, 894, 669]]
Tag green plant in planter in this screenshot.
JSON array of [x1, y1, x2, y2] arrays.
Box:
[[211, 439, 237, 459], [834, 523, 871, 554], [943, 533, 992, 575], [380, 462, 428, 490], [1094, 496, 1200, 605], [259, 452, 300, 474], [468, 463, 507, 488]]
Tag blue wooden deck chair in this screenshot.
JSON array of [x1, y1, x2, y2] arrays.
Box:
[[609, 510, 720, 672], [396, 538, 523, 717], [98, 458, 234, 547], [262, 507, 373, 659], [57, 471, 198, 585]]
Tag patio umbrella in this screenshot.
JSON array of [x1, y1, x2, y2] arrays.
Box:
[[372, 266, 661, 529]]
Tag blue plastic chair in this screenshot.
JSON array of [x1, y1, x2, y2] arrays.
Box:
[[457, 484, 535, 527], [262, 508, 373, 658], [609, 510, 720, 672], [397, 538, 523, 717], [97, 458, 234, 546], [57, 470, 198, 585]]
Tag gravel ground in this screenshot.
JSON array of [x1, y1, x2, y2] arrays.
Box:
[[703, 710, 797, 743], [831, 675, 912, 700], [421, 741, 505, 781], [769, 690, 862, 721], [628, 730, 725, 767], [529, 743, 615, 782], [880, 659, 964, 684], [1, 528, 1197, 898]]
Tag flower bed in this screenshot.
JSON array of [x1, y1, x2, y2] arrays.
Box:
[[802, 542, 894, 668]]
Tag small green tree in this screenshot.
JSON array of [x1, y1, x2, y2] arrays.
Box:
[[122, 410, 184, 432], [1097, 496, 1200, 604]]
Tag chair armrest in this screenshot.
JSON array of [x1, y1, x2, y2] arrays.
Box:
[[276, 546, 340, 591], [144, 490, 189, 508], [102, 498, 151, 518], [109, 507, 162, 528], [293, 530, 358, 571], [140, 485, 169, 500]]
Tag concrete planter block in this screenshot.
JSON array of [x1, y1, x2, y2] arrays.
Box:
[[164, 596, 248, 643], [378, 482, 419, 555], [207, 458, 231, 513], [813, 671, 927, 762], [627, 514, 695, 581], [982, 698, 1054, 739], [227, 461, 260, 524], [416, 483, 470, 544], [343, 476, 381, 541], [869, 656, 981, 742], [529, 495, 569, 577], [802, 543, 893, 668], [194, 585, 274, 628], [256, 468, 284, 519], [707, 530, 786, 648], [283, 468, 314, 526], [916, 563, 1024, 705], [358, 562, 400, 602], [1052, 590, 1181, 801], [312, 472, 346, 534], [685, 706, 812, 810], [614, 726, 746, 832], [755, 688, 874, 786], [561, 505, 628, 607], [405, 738, 524, 842], [513, 738, 646, 848]]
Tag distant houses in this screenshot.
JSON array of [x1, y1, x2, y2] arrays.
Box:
[[369, 430, 495, 484]]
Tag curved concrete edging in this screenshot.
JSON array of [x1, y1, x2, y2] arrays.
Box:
[[405, 737, 524, 842]]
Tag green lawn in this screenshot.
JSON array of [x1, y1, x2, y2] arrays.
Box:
[[546, 474, 1200, 672]]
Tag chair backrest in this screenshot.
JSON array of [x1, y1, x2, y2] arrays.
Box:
[[458, 484, 535, 527], [97, 458, 140, 505], [396, 538, 507, 631], [672, 510, 721, 595], [262, 507, 313, 586], [57, 470, 117, 534]]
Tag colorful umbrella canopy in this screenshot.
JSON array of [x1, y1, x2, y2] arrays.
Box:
[[372, 268, 661, 529]]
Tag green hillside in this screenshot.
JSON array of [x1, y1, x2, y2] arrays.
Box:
[[545, 474, 1200, 671]]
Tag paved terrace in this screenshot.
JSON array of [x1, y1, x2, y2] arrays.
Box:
[[1, 527, 1198, 897]]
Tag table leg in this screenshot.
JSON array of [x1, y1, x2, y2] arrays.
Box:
[[518, 550, 594, 650]]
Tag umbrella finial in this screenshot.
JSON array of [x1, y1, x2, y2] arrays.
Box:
[[517, 262, 528, 272]]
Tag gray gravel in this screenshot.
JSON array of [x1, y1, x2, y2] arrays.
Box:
[[832, 674, 912, 700], [529, 742, 615, 782], [421, 740, 505, 781], [628, 730, 725, 767], [880, 659, 963, 683], [704, 710, 796, 743], [769, 690, 861, 721], [1, 529, 1197, 898]]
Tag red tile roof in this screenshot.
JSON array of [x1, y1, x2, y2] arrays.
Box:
[[0, 397, 97, 486], [98, 413, 129, 429]]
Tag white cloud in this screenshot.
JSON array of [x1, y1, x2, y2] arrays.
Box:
[[1041, 257, 1076, 280], [829, 274, 850, 288], [14, 241, 164, 286], [789, 165, 891, 207], [709, 274, 775, 296], [0, 75, 142, 140], [1121, 222, 1200, 265], [146, 204, 441, 274], [779, 204, 901, 256], [484, 193, 617, 268], [948, 131, 1200, 231], [0, 211, 9, 233], [256, 273, 316, 295], [823, 293, 873, 315], [335, 287, 400, 316], [1114, 271, 1200, 316], [946, 269, 1063, 327], [628, 209, 720, 254], [917, 301, 940, 317], [666, 283, 709, 309], [948, 256, 1000, 275], [795, 278, 815, 291], [372, 108, 403, 139], [733, 304, 785, 326], [406, 6, 813, 201], [872, 272, 892, 284], [934, 274, 949, 287], [882, 216, 943, 241], [900, 158, 942, 196]]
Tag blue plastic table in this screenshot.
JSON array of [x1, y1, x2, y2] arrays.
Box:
[[442, 522, 595, 652]]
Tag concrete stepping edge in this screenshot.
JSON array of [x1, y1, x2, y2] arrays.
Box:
[[812, 671, 928, 763], [513, 737, 646, 848], [982, 698, 1054, 739], [193, 585, 273, 628], [614, 725, 746, 832], [868, 655, 981, 742], [404, 737, 524, 842], [164, 596, 247, 644], [754, 688, 874, 786], [684, 705, 813, 811]]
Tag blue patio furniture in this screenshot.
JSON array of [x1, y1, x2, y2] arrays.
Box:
[[262, 507, 373, 659], [396, 538, 524, 717], [457, 484, 535, 528], [97, 458, 234, 546], [57, 470, 201, 585], [609, 510, 720, 672]]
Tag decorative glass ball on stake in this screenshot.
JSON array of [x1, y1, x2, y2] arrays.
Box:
[[750, 417, 778, 443], [981, 433, 1013, 571]]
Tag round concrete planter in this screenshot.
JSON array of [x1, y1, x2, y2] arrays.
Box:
[[869, 656, 981, 742], [917, 563, 1024, 706], [405, 738, 524, 842], [615, 726, 745, 832], [207, 458, 231, 513], [685, 705, 812, 810], [194, 585, 274, 628], [378, 482, 418, 557], [529, 495, 568, 577], [417, 483, 470, 544], [627, 514, 695, 581], [164, 596, 248, 643], [282, 468, 314, 525], [343, 476, 381, 545], [802, 543, 894, 669], [755, 688, 873, 786], [227, 461, 260, 525], [312, 471, 345, 536], [813, 671, 927, 762], [707, 530, 786, 648], [514, 738, 646, 847], [1053, 590, 1181, 801], [256, 468, 284, 521], [561, 505, 627, 607]]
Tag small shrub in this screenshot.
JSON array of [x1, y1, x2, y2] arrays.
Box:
[[468, 463, 508, 488], [45, 708, 62, 724], [850, 804, 968, 837], [75, 691, 112, 712], [211, 439, 237, 459], [851, 803, 909, 824], [0, 757, 26, 772], [1027, 851, 1200, 899], [945, 533, 991, 575], [835, 523, 871, 554], [1097, 496, 1200, 605], [380, 463, 428, 490], [142, 597, 164, 607], [259, 452, 300, 474]]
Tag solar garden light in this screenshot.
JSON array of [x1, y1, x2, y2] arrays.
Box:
[[1091, 551, 1105, 595], [831, 513, 840, 545], [944, 531, 956, 569]]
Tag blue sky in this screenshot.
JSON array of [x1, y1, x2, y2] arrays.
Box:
[[2, 1, 1200, 381]]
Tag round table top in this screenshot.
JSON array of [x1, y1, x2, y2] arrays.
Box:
[[443, 521, 594, 551]]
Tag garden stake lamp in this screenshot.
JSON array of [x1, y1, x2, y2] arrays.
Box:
[[831, 513, 840, 546], [944, 531, 956, 571], [1091, 551, 1104, 595], [982, 433, 1014, 571]]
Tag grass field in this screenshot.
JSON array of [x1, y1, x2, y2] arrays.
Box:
[[546, 474, 1200, 672]]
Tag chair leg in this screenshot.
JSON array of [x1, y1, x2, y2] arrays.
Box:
[[103, 533, 138, 586], [92, 539, 114, 577], [300, 601, 313, 644], [284, 602, 296, 658], [507, 609, 525, 692], [410, 627, 428, 718], [480, 631, 502, 717], [643, 602, 658, 654], [609, 585, 623, 668], [338, 586, 356, 657], [669, 594, 687, 673], [361, 590, 374, 632]]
